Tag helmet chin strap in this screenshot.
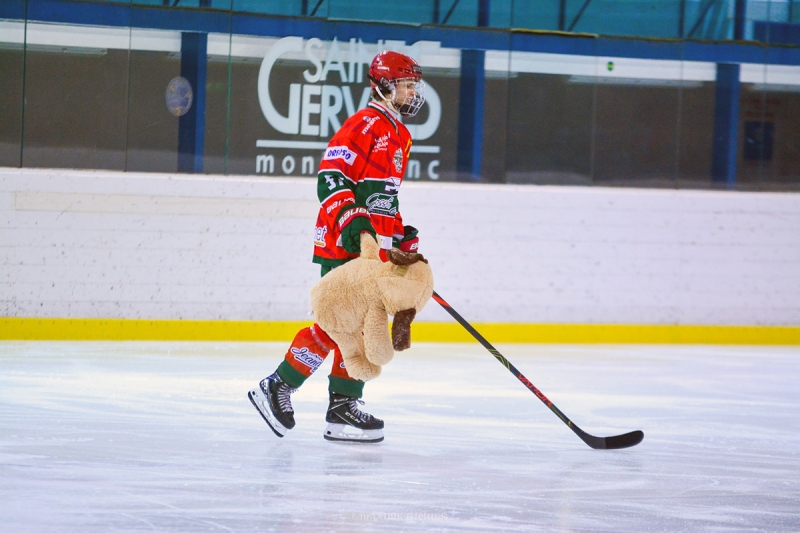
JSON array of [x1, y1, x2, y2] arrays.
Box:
[[374, 84, 402, 115]]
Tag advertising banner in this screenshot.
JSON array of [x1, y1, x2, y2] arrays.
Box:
[[224, 35, 458, 181]]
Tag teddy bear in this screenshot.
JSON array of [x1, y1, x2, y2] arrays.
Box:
[[310, 232, 434, 381]]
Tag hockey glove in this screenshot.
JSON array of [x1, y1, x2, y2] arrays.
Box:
[[337, 205, 376, 254], [398, 225, 420, 253]]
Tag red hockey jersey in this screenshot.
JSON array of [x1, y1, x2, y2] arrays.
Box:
[[313, 101, 412, 268]]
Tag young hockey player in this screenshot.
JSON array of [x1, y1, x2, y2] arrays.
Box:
[[249, 50, 425, 443]]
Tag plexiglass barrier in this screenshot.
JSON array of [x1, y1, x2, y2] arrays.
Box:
[[1, 0, 799, 190]]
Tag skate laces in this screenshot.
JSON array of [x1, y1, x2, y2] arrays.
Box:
[[275, 381, 296, 413], [346, 398, 372, 423]]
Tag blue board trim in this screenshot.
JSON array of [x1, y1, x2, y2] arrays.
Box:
[[0, 0, 26, 20], [26, 0, 131, 28], [6, 0, 800, 66], [754, 21, 800, 46]]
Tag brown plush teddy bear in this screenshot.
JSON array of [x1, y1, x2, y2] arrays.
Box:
[[310, 232, 434, 381]]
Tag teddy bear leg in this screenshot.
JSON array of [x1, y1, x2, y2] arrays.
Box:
[[335, 332, 381, 381], [363, 305, 394, 366], [335, 333, 381, 381]]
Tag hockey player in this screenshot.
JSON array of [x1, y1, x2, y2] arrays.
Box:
[[249, 50, 425, 443]]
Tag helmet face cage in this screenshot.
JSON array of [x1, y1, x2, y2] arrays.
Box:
[[369, 51, 425, 117], [378, 78, 426, 117]]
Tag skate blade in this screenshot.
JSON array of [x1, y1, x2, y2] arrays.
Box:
[[248, 387, 287, 438], [323, 423, 384, 444]]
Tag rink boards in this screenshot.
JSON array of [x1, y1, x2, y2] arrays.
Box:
[[2, 167, 800, 343]]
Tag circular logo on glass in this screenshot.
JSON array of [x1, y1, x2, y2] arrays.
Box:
[[166, 77, 193, 116]]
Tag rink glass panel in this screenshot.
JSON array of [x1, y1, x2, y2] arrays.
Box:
[[738, 83, 800, 191], [2, 1, 800, 190], [505, 72, 595, 186], [21, 45, 130, 170], [0, 40, 24, 167], [125, 50, 181, 173]]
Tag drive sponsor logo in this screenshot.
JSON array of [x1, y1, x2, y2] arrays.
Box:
[[324, 146, 357, 165], [314, 226, 327, 247], [366, 193, 397, 217], [292, 347, 324, 371]]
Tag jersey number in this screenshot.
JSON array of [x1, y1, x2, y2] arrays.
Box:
[[325, 175, 346, 190]]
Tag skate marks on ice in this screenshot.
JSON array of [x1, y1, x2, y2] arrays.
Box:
[[1, 342, 799, 532]]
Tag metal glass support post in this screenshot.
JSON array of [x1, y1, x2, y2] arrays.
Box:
[[455, 0, 489, 180], [456, 50, 485, 180], [477, 0, 489, 26], [178, 32, 207, 174], [734, 0, 747, 39], [711, 63, 741, 187], [568, 0, 594, 32]]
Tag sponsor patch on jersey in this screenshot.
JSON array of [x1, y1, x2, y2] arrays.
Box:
[[393, 148, 403, 173], [366, 192, 397, 217], [372, 132, 390, 153], [384, 177, 401, 195], [324, 146, 357, 165], [314, 226, 327, 247], [362, 116, 379, 135], [292, 347, 324, 371]]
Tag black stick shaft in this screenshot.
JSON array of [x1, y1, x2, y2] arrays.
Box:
[[432, 290, 643, 450]]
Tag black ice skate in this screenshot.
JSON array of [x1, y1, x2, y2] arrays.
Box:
[[248, 372, 297, 438], [324, 392, 384, 443]]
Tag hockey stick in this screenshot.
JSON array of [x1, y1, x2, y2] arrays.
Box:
[[432, 291, 644, 450]]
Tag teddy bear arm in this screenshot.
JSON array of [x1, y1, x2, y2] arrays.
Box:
[[391, 308, 416, 351], [363, 304, 394, 367], [334, 331, 381, 381]]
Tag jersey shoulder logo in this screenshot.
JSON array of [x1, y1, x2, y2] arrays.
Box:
[[393, 148, 403, 173], [324, 146, 357, 166]]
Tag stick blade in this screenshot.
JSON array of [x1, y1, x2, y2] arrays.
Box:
[[594, 430, 645, 450], [575, 427, 644, 450]]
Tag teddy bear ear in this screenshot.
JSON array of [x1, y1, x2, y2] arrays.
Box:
[[386, 248, 428, 266], [360, 232, 381, 260]]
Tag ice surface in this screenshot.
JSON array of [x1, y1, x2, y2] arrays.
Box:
[[1, 341, 799, 532]]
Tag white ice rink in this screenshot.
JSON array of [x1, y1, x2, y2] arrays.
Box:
[[1, 341, 799, 532]]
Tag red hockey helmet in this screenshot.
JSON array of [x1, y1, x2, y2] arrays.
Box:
[[369, 51, 425, 117]]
